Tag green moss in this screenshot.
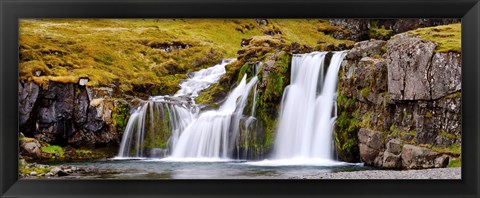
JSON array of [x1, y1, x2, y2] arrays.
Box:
[[445, 91, 461, 99], [334, 91, 360, 162], [407, 23, 461, 53], [360, 87, 370, 98], [407, 130, 417, 136], [439, 130, 456, 139], [334, 111, 359, 162], [403, 111, 408, 120], [432, 144, 461, 156], [390, 125, 400, 137], [359, 112, 373, 129], [447, 158, 461, 168], [75, 149, 93, 155], [19, 161, 51, 176], [143, 104, 171, 149], [368, 22, 393, 40], [113, 103, 130, 130], [41, 145, 64, 156], [425, 111, 433, 118]]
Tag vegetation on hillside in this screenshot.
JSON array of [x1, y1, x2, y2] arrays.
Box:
[[20, 19, 354, 96], [406, 23, 461, 53]]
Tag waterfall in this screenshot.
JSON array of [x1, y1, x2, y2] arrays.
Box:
[[117, 59, 234, 158], [169, 75, 258, 159], [117, 98, 195, 158], [175, 59, 235, 99], [273, 51, 347, 160]]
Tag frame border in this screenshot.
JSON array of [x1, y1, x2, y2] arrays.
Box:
[[1, 0, 479, 197]]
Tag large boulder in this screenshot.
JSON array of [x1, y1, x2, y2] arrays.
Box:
[[358, 128, 385, 166], [386, 34, 436, 101], [19, 137, 42, 158], [401, 144, 445, 169]]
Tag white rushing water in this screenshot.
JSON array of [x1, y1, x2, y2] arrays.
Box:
[[272, 51, 347, 162], [117, 60, 235, 158], [175, 59, 235, 98], [117, 99, 195, 158], [168, 75, 258, 159], [117, 59, 260, 159], [117, 51, 349, 164]]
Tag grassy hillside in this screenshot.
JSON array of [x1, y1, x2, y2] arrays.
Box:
[[405, 23, 461, 53], [19, 19, 353, 95]]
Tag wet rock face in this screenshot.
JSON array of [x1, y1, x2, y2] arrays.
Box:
[[336, 36, 461, 169], [19, 81, 128, 147]]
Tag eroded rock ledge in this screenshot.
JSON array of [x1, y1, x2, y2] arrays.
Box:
[[335, 34, 461, 169]]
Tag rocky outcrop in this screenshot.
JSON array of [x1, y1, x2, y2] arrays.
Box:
[[401, 144, 449, 169], [386, 34, 461, 100], [19, 80, 131, 148], [328, 19, 460, 42], [335, 32, 461, 169]]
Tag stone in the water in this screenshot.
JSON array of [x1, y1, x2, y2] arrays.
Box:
[[30, 171, 37, 176]]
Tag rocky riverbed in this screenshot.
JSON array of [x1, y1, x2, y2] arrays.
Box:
[[19, 159, 119, 179], [292, 167, 461, 179]]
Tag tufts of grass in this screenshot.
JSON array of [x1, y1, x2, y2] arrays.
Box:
[[407, 23, 461, 53]]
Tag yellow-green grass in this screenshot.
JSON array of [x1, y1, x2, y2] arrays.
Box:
[[20, 19, 353, 95], [447, 158, 461, 168], [406, 23, 461, 53]]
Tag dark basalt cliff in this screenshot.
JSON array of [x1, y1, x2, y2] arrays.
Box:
[[19, 80, 130, 148]]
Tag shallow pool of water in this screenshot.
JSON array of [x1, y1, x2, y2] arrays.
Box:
[[53, 158, 371, 179]]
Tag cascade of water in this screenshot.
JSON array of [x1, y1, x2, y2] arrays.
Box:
[[117, 100, 194, 158], [175, 59, 235, 99], [117, 60, 234, 158], [169, 75, 259, 159], [273, 51, 347, 160], [250, 62, 261, 117]]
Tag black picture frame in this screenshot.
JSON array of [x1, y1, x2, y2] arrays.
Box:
[[1, 0, 479, 197]]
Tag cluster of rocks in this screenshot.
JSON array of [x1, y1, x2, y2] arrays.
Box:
[[358, 128, 449, 169], [335, 32, 461, 169], [19, 80, 130, 148], [19, 158, 98, 178]]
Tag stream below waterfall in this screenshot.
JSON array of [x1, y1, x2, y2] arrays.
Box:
[[48, 159, 368, 179]]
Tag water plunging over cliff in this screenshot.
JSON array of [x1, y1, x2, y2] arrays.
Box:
[[273, 51, 347, 161], [117, 59, 260, 159], [168, 75, 258, 159], [117, 59, 234, 158]]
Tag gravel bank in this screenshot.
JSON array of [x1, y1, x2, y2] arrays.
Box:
[[292, 168, 461, 179]]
